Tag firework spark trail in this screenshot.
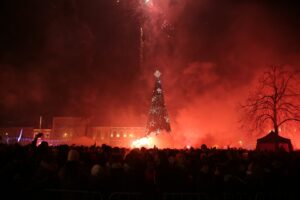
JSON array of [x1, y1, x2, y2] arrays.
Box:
[[17, 128, 23, 142], [137, 0, 176, 68], [140, 26, 144, 68]]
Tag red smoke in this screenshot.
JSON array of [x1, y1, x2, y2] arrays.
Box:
[[133, 0, 300, 149], [1, 0, 300, 149]]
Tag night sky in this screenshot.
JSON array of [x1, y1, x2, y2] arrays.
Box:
[[1, 0, 300, 147]]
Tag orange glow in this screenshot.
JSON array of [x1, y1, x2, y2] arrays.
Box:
[[238, 140, 243, 146], [2, 1, 300, 151], [131, 136, 153, 148]]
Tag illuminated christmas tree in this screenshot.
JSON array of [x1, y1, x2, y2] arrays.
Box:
[[146, 70, 171, 135]]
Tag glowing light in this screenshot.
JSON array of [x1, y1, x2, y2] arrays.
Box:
[[17, 129, 23, 142], [186, 145, 191, 149], [129, 133, 134, 138], [110, 133, 114, 138], [131, 137, 153, 148], [154, 70, 161, 78], [143, 0, 154, 7], [238, 140, 243, 146], [63, 132, 68, 138], [116, 133, 120, 138], [123, 134, 127, 138], [37, 138, 42, 146]]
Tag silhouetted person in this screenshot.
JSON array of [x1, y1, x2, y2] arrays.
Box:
[[58, 149, 88, 189]]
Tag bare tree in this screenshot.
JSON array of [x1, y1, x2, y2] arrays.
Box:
[[241, 65, 300, 135]]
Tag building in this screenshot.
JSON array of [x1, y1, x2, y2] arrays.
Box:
[[0, 117, 147, 147], [52, 117, 87, 139], [33, 129, 52, 139], [89, 126, 146, 147]]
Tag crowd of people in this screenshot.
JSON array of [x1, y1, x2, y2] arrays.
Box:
[[1, 135, 300, 199]]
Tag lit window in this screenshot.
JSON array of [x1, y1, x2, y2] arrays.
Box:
[[116, 133, 120, 138]]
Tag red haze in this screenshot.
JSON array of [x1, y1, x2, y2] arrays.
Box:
[[1, 0, 300, 148]]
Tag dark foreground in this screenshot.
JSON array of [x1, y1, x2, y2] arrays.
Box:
[[1, 141, 300, 200]]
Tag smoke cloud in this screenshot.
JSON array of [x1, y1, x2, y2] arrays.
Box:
[[1, 0, 300, 148]]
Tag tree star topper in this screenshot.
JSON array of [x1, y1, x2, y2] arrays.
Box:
[[154, 70, 161, 78]]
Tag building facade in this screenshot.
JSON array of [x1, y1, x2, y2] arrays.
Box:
[[89, 126, 146, 147], [1, 117, 146, 147], [52, 117, 87, 139], [33, 129, 52, 139]]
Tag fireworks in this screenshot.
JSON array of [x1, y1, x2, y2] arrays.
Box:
[[140, 27, 144, 68], [131, 136, 153, 148]]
